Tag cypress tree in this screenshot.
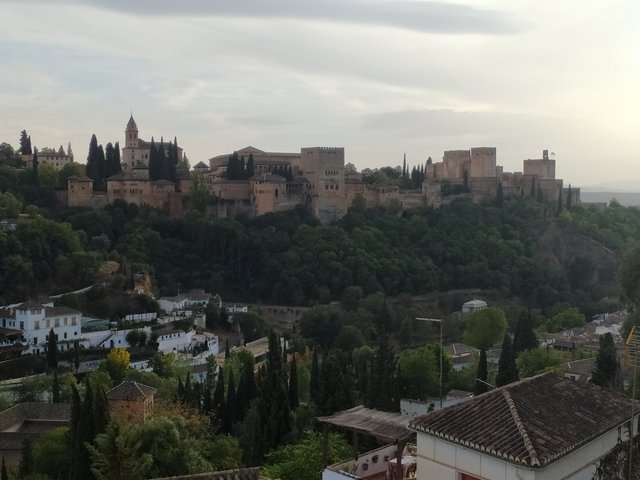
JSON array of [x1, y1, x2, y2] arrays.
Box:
[[158, 140, 169, 180], [592, 332, 620, 390], [567, 184, 573, 209], [288, 355, 299, 409], [1, 457, 7, 480], [513, 311, 538, 353], [96, 144, 106, 190], [46, 328, 58, 372], [254, 331, 291, 460], [475, 350, 488, 395], [114, 141, 121, 174], [104, 142, 116, 178], [225, 339, 230, 359], [149, 137, 158, 180], [86, 134, 99, 185], [246, 153, 255, 178], [212, 368, 226, 422], [496, 333, 518, 387], [224, 369, 237, 433], [366, 335, 398, 411], [32, 148, 39, 185], [402, 154, 407, 179], [74, 340, 80, 373], [317, 351, 351, 415], [19, 130, 32, 155], [52, 369, 60, 403], [310, 348, 320, 404]]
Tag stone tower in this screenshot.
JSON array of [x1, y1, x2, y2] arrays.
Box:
[[121, 114, 150, 174], [300, 147, 346, 223], [126, 115, 139, 149]]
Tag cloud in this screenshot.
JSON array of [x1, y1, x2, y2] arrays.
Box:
[[6, 0, 523, 35]]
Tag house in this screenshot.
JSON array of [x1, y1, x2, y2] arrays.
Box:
[[106, 381, 156, 423], [563, 357, 596, 383], [0, 403, 71, 467], [462, 299, 487, 314], [156, 328, 194, 354], [409, 373, 638, 480], [14, 300, 81, 354], [445, 342, 480, 371]]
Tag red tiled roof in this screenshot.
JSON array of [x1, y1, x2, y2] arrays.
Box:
[[106, 381, 157, 401], [409, 373, 636, 468]]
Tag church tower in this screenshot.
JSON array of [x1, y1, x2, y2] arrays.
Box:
[[122, 114, 147, 174], [126, 115, 139, 148]]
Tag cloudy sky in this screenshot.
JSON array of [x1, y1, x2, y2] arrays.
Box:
[[2, 0, 639, 187]]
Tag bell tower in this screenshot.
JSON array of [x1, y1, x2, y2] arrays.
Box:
[[126, 114, 139, 148]]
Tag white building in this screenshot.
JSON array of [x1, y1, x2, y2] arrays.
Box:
[[409, 373, 638, 480], [14, 301, 81, 354], [157, 329, 194, 354], [462, 299, 487, 313]]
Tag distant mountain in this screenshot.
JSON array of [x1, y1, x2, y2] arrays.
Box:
[[580, 191, 640, 206], [581, 178, 640, 192]]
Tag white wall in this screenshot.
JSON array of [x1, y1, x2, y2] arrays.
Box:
[[416, 420, 637, 480]]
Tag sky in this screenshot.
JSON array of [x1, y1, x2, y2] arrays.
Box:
[[1, 0, 639, 188]]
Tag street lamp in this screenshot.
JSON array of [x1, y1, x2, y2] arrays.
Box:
[[416, 317, 443, 409]]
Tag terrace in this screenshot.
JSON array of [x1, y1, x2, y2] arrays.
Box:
[[318, 406, 416, 480]]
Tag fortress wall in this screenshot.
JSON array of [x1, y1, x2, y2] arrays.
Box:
[[211, 180, 251, 200]]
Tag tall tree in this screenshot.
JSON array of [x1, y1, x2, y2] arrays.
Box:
[[246, 153, 255, 178], [288, 355, 299, 410], [513, 311, 539, 353], [19, 130, 32, 155], [566, 184, 573, 210], [67, 141, 74, 160], [46, 328, 58, 371], [224, 369, 237, 433], [86, 134, 100, 186], [52, 369, 60, 403], [463, 307, 507, 351], [495, 333, 518, 387], [32, 148, 39, 185], [475, 349, 488, 395], [592, 333, 620, 390], [104, 142, 117, 178], [366, 335, 398, 411], [316, 351, 351, 415], [1, 457, 7, 480], [310, 348, 320, 405]]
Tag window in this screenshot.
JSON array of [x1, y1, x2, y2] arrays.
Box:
[[33, 337, 37, 345], [34, 321, 39, 330], [64, 332, 68, 339]]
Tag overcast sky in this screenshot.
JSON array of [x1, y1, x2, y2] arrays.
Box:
[[2, 0, 639, 187]]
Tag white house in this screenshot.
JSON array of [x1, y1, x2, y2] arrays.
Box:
[[462, 299, 487, 313], [15, 301, 81, 354], [157, 329, 194, 354], [409, 373, 638, 480]]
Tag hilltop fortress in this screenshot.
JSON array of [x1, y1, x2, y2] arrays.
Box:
[[68, 117, 580, 223]]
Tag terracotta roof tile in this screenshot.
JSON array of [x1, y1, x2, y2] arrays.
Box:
[[106, 381, 157, 401], [409, 373, 636, 468]]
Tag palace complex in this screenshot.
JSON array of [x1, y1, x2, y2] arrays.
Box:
[[67, 116, 580, 223]]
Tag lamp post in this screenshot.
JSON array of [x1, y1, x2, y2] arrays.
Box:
[[416, 317, 443, 409]]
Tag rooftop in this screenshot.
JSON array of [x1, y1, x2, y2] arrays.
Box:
[[106, 381, 157, 401], [317, 405, 412, 443], [409, 373, 636, 468], [149, 467, 261, 480]]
